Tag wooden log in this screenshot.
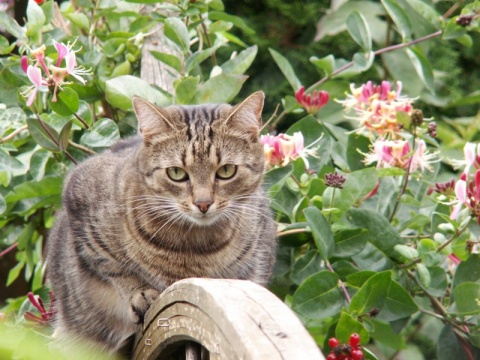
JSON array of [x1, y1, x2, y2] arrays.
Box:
[[132, 278, 324, 360]]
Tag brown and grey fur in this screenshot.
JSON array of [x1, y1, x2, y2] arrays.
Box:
[[46, 91, 277, 353]]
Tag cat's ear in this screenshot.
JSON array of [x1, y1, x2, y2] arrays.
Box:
[[224, 91, 264, 136], [132, 96, 176, 136]]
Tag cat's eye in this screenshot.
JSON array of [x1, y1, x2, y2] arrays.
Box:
[[216, 164, 237, 180], [167, 167, 189, 182]]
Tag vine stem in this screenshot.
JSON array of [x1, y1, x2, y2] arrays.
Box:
[[0, 125, 28, 143], [73, 113, 90, 130], [326, 260, 351, 303], [388, 132, 417, 222], [0, 243, 18, 258], [306, 30, 443, 92]]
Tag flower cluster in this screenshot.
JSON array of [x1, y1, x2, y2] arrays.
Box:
[[338, 81, 413, 138], [24, 291, 56, 324], [450, 143, 480, 224], [324, 171, 346, 189], [295, 86, 329, 114], [260, 131, 319, 168], [21, 40, 91, 106], [327, 334, 364, 360], [362, 138, 436, 172]]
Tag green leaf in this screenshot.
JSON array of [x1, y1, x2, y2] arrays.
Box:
[[150, 51, 182, 72], [7, 258, 25, 286], [264, 165, 293, 199], [346, 132, 370, 171], [208, 11, 255, 35], [221, 45, 257, 75], [346, 270, 376, 288], [0, 34, 15, 55], [437, 324, 471, 360], [50, 88, 79, 116], [336, 311, 369, 344], [0, 193, 6, 215], [394, 244, 419, 261], [453, 254, 480, 288], [164, 18, 190, 53], [58, 120, 73, 152], [323, 167, 378, 222], [292, 271, 344, 319], [416, 263, 431, 288], [304, 206, 334, 260], [0, 150, 26, 174], [174, 76, 200, 105], [185, 47, 219, 74], [370, 320, 407, 350], [66, 12, 90, 32], [442, 18, 467, 40], [452, 282, 480, 315], [192, 74, 247, 104], [269, 48, 302, 91], [26, 0, 46, 36], [6, 177, 63, 202], [349, 271, 418, 321], [27, 118, 59, 152], [29, 149, 51, 181], [334, 228, 368, 258], [405, 47, 434, 91], [381, 0, 412, 39], [291, 250, 323, 285], [346, 11, 372, 52], [422, 266, 447, 297], [111, 60, 132, 78], [0, 12, 25, 40], [310, 54, 335, 76], [81, 118, 120, 148], [105, 75, 170, 111]]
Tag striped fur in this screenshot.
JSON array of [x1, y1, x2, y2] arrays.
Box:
[[46, 91, 277, 353]]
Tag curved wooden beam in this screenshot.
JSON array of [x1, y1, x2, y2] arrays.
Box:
[[132, 278, 324, 360]]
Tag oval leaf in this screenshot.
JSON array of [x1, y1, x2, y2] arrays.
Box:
[[304, 206, 334, 260], [27, 118, 59, 152], [346, 11, 372, 52], [50, 87, 79, 116], [292, 271, 343, 319], [81, 118, 120, 148], [164, 18, 190, 53], [381, 0, 412, 39], [269, 48, 302, 91]]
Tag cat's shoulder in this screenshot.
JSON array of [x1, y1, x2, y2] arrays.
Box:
[[108, 135, 142, 154]]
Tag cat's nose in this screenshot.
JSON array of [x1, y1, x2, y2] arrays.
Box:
[[194, 200, 213, 214]]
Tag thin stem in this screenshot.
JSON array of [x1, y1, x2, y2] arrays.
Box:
[[201, 17, 216, 66], [326, 260, 351, 303], [306, 30, 443, 92], [68, 140, 96, 155], [389, 134, 417, 222], [328, 187, 337, 224], [268, 109, 287, 132], [442, 0, 465, 19], [0, 125, 28, 143], [0, 243, 18, 258], [260, 104, 280, 133], [73, 113, 90, 129]]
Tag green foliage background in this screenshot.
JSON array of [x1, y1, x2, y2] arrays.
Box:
[[1, 0, 480, 359]]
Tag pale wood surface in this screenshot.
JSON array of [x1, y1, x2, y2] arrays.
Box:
[[133, 278, 324, 360]]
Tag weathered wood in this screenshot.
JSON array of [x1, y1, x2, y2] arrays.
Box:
[[133, 278, 324, 360]]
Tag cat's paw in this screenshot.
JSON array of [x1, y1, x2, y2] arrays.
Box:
[[130, 288, 160, 324]]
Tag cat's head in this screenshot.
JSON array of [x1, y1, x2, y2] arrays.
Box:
[[132, 92, 266, 226]]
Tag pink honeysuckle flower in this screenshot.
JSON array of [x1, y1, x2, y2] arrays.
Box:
[[260, 131, 320, 169], [22, 65, 48, 106], [363, 138, 436, 172], [21, 39, 91, 106], [450, 142, 480, 174], [24, 291, 56, 324], [338, 80, 415, 138], [450, 169, 480, 224], [295, 86, 329, 114]]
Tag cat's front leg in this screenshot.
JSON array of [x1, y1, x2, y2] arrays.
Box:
[[111, 277, 161, 324], [130, 287, 161, 324]]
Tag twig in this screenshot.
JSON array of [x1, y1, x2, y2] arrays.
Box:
[[68, 140, 96, 155], [0, 125, 28, 143], [200, 17, 216, 66], [326, 260, 351, 303], [306, 30, 443, 92], [73, 113, 90, 129], [0, 243, 18, 258], [268, 109, 287, 132], [260, 104, 280, 132]]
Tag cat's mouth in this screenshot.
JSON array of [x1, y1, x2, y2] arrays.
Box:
[[188, 211, 221, 227]]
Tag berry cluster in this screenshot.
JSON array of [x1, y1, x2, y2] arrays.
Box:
[[326, 333, 364, 360]]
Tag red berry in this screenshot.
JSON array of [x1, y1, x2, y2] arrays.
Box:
[[351, 348, 364, 360], [328, 337, 340, 348], [349, 333, 361, 347], [327, 353, 337, 360]]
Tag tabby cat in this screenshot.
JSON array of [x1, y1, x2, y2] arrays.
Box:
[[46, 91, 277, 353]]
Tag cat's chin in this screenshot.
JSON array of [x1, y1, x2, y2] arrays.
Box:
[[187, 213, 221, 227]]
